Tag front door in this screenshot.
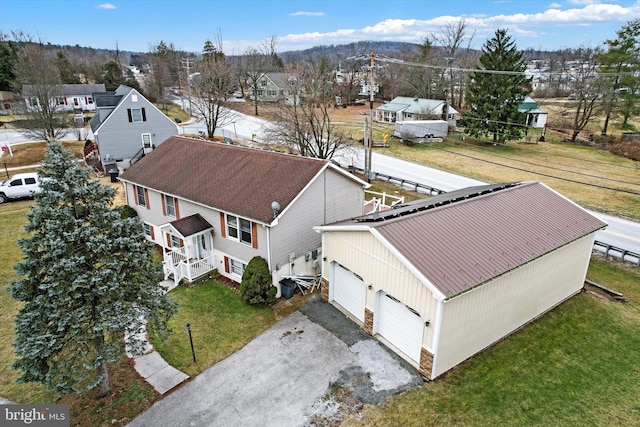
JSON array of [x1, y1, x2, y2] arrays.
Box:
[[196, 233, 213, 260]]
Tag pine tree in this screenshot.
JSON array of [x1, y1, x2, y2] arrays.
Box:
[[240, 256, 276, 306], [10, 142, 176, 396], [598, 19, 640, 134], [464, 29, 531, 143]]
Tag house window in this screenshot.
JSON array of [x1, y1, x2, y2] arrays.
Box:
[[73, 98, 79, 106], [135, 185, 147, 207], [128, 108, 146, 123], [170, 235, 182, 248], [143, 223, 154, 239], [229, 258, 246, 276], [261, 80, 267, 87], [56, 97, 65, 105], [226, 214, 252, 246], [142, 133, 152, 149], [87, 96, 93, 104], [164, 194, 176, 218]]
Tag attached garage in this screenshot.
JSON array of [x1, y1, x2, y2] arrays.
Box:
[[316, 182, 607, 380], [376, 292, 424, 364], [331, 262, 366, 323]]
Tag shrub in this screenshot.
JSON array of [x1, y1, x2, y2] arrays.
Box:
[[240, 256, 276, 306], [119, 204, 138, 219]]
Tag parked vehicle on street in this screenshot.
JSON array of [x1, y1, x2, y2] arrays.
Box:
[[0, 172, 43, 203]]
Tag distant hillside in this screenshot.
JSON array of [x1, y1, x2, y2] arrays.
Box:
[[279, 41, 423, 64]]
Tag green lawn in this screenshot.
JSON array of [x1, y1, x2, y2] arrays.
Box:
[[344, 257, 640, 426], [150, 280, 285, 377], [376, 136, 640, 221], [0, 201, 56, 404]]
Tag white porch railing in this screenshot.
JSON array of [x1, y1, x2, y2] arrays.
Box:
[[163, 247, 215, 286], [364, 190, 405, 214]]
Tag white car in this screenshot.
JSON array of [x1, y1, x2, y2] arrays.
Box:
[[0, 172, 43, 203]]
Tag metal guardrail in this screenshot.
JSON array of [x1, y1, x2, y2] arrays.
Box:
[[341, 164, 639, 268], [344, 165, 447, 196], [593, 241, 640, 266]]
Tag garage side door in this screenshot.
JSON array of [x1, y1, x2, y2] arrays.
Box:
[[332, 262, 366, 322], [377, 292, 424, 363]]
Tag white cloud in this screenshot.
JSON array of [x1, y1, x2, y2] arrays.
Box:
[[97, 3, 116, 10], [224, 1, 640, 53], [289, 11, 324, 17]]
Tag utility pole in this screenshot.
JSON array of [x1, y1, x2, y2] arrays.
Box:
[[348, 50, 387, 182], [367, 51, 375, 183], [181, 57, 193, 117]]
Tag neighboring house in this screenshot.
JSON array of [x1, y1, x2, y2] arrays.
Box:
[[118, 136, 369, 293], [375, 97, 459, 126], [23, 84, 105, 112], [315, 181, 606, 380], [0, 91, 19, 114], [248, 72, 300, 105], [519, 96, 548, 129], [89, 85, 179, 172]]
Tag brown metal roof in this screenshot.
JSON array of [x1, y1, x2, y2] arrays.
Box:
[[119, 136, 328, 224], [341, 182, 606, 298], [170, 214, 213, 237]]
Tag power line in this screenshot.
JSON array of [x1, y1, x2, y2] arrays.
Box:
[[437, 139, 640, 186], [374, 56, 637, 78], [413, 142, 640, 196]]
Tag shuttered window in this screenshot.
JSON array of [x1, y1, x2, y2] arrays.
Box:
[[224, 214, 256, 247], [127, 107, 146, 123]]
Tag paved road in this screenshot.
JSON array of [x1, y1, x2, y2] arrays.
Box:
[[334, 148, 640, 261]]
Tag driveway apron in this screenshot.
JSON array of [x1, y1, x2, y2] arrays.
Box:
[[127, 297, 422, 427]]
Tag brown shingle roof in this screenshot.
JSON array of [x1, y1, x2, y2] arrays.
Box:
[[119, 136, 328, 224], [170, 214, 213, 237], [330, 182, 607, 298]]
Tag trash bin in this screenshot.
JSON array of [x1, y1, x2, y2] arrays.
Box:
[[279, 278, 296, 300], [108, 169, 119, 183]]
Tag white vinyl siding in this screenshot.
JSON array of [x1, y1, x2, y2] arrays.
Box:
[[434, 234, 594, 379]]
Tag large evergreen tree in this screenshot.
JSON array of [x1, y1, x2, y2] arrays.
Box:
[[598, 19, 640, 134], [10, 142, 176, 396], [463, 29, 530, 143]]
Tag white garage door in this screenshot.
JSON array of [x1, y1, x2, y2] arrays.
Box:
[[377, 292, 424, 363], [332, 262, 366, 322]]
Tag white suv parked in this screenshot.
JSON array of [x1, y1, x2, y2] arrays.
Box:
[[0, 172, 43, 203]]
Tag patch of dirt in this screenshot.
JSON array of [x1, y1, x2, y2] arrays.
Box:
[[304, 385, 365, 427]]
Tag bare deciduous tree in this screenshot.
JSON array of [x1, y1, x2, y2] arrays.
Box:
[[563, 46, 606, 142], [265, 61, 351, 159], [433, 19, 475, 109], [191, 35, 238, 138], [13, 37, 67, 142]]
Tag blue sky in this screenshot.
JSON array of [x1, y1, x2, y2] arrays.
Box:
[[1, 0, 639, 54]]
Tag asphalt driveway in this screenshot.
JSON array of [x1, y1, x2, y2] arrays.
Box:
[[127, 295, 422, 427]]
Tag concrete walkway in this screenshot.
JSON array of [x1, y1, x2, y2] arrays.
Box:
[[129, 279, 189, 395]]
